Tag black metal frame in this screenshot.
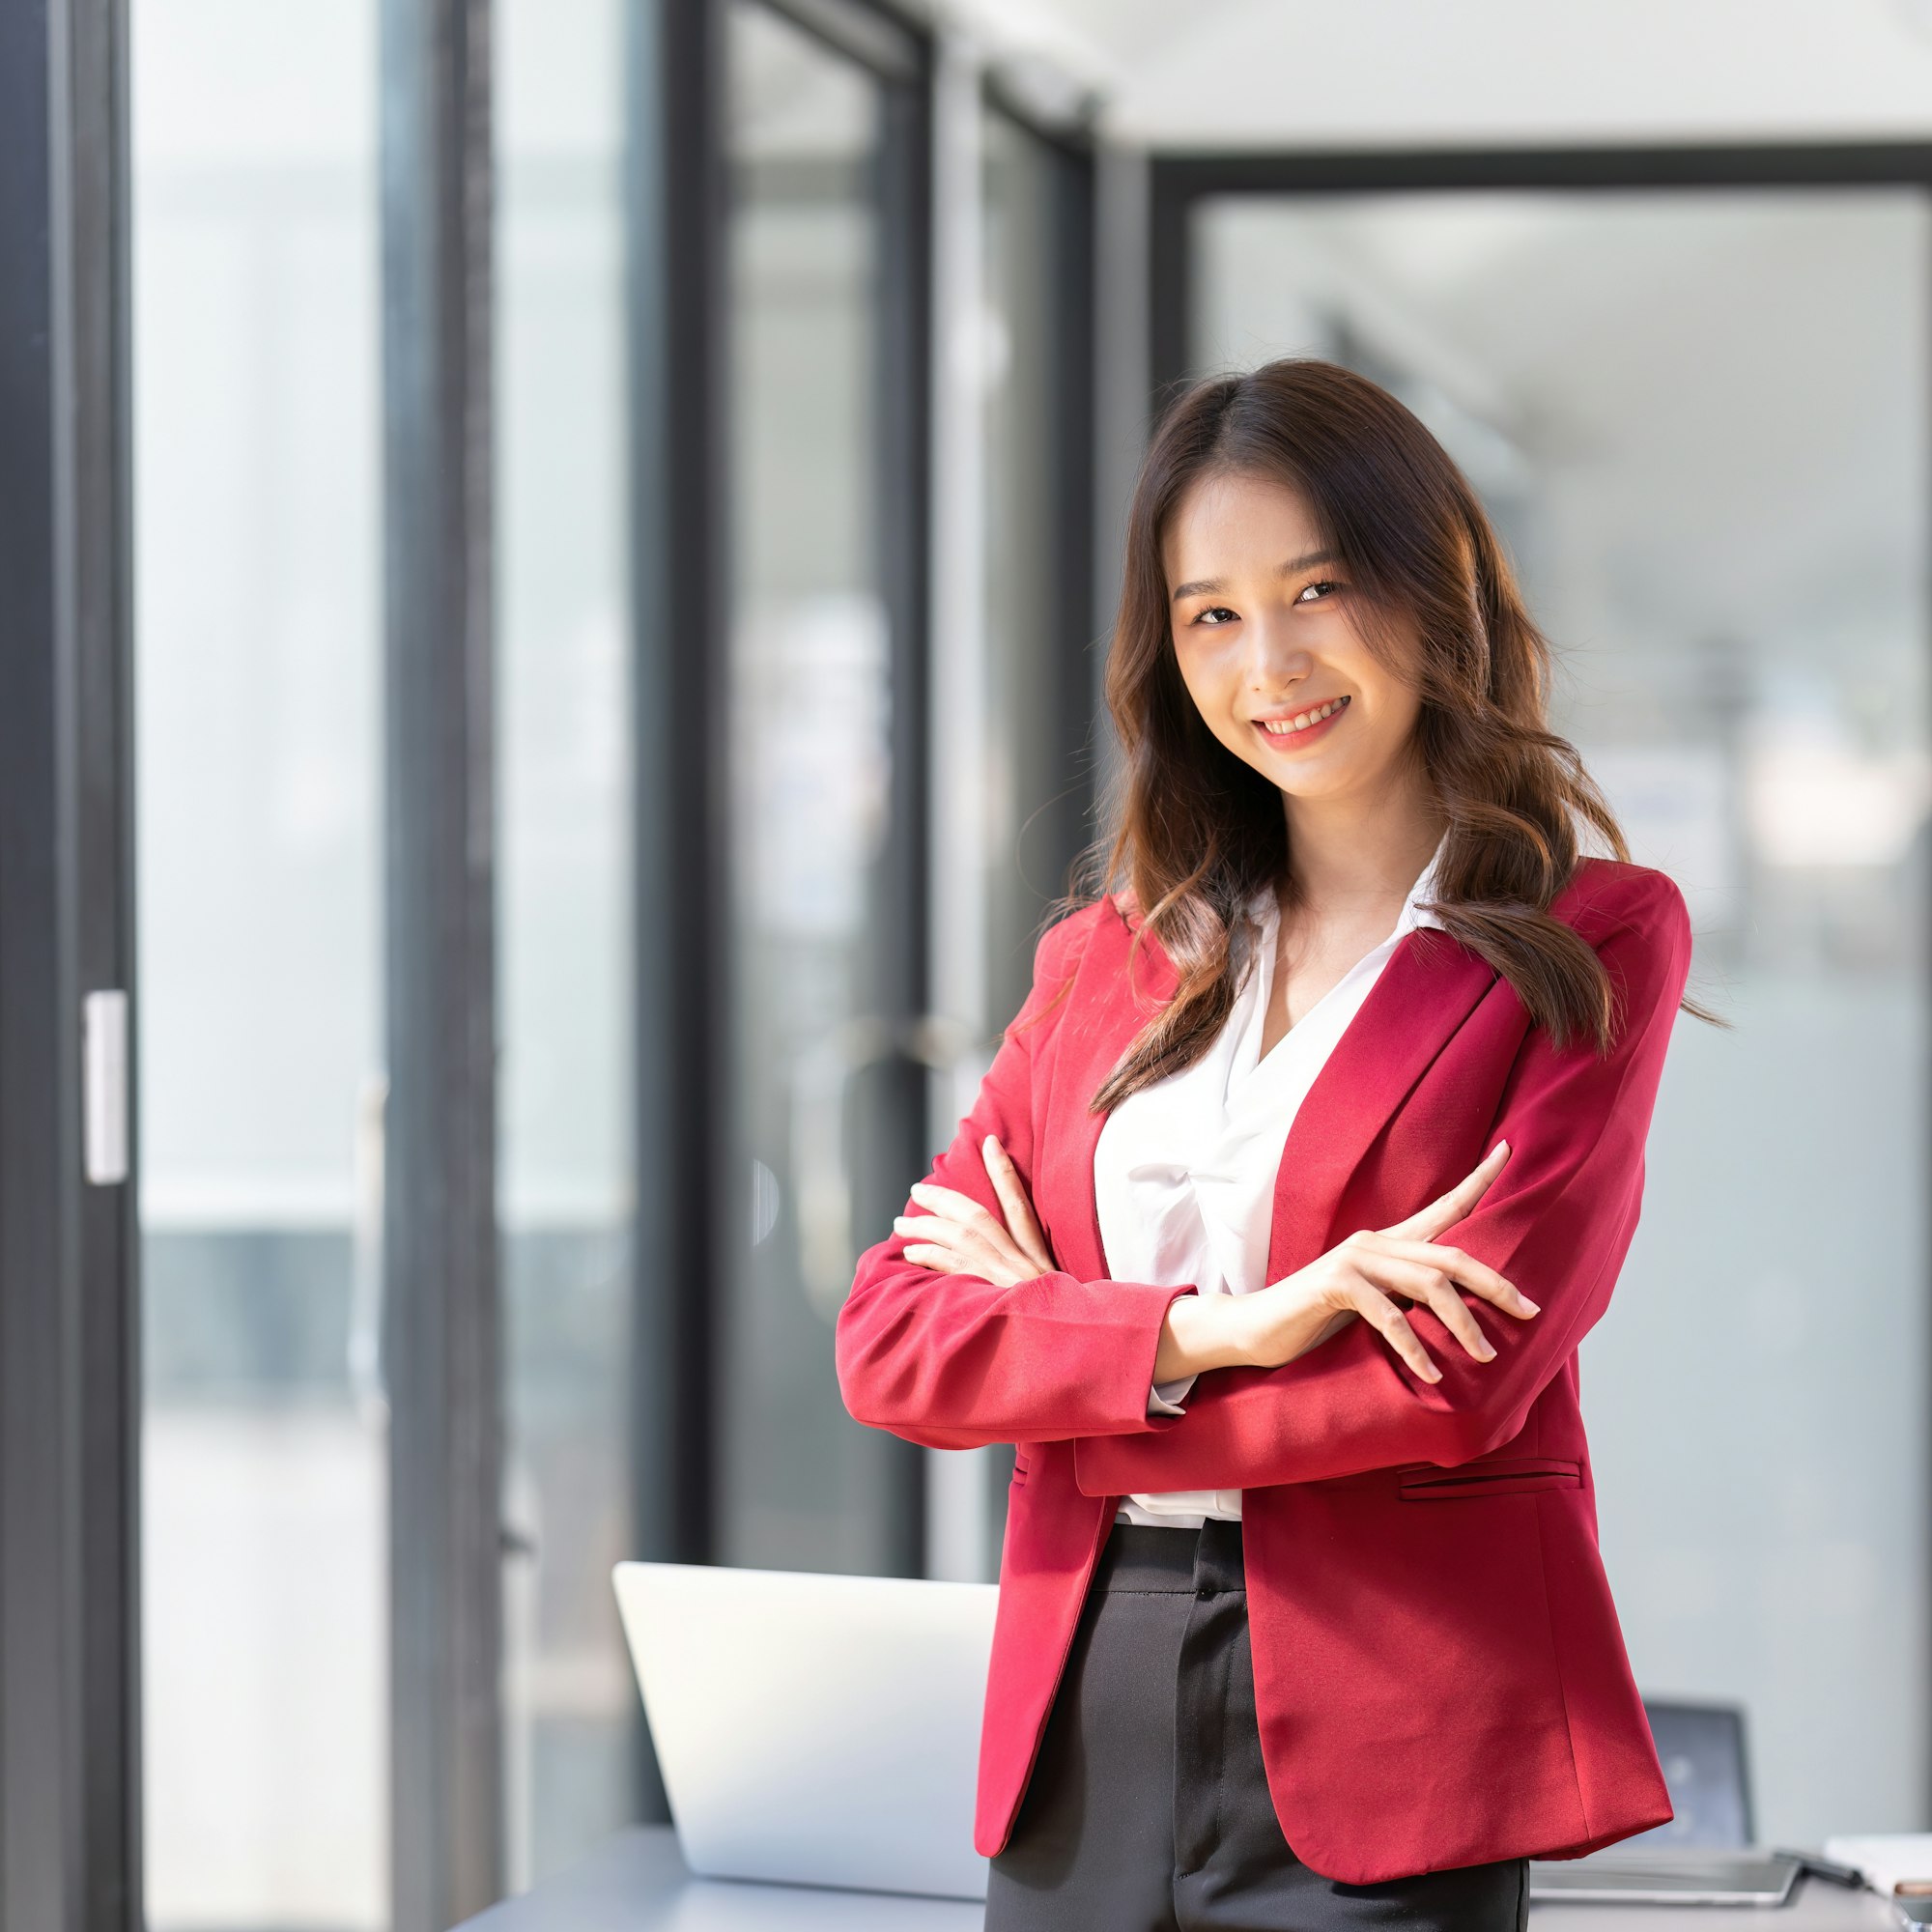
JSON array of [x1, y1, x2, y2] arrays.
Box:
[[1150, 139, 1932, 395], [380, 0, 502, 1923], [1150, 135, 1932, 1814], [0, 1, 142, 1928], [853, 2, 938, 1577], [621, 0, 728, 1836]]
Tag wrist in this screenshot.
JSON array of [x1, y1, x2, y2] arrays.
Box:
[[1154, 1291, 1252, 1382]]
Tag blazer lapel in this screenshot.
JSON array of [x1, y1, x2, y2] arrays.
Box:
[[1037, 901, 1497, 1289], [1259, 928, 1496, 1282]]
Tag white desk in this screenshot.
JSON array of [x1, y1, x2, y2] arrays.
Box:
[[455, 1826, 1913, 1932], [460, 1826, 979, 1929]]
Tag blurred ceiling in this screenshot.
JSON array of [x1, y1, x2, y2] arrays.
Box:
[[934, 0, 1932, 150]]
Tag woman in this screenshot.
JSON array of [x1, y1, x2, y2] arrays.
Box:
[[836, 357, 1721, 1931]]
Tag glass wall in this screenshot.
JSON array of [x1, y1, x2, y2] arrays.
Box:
[[495, 0, 639, 1889], [719, 0, 914, 1576], [131, 4, 388, 1925], [1192, 185, 1932, 1844]]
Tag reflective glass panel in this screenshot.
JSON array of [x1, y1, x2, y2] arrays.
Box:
[[132, 4, 388, 1923], [1194, 185, 1932, 1841], [496, 0, 639, 1888], [721, 0, 906, 1574]]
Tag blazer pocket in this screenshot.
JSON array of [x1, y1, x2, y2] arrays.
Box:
[[1396, 1456, 1581, 1502]]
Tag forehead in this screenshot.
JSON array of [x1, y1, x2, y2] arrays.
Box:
[[1163, 470, 1319, 581]]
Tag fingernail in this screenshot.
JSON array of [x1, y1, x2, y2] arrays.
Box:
[[1476, 1344, 1495, 1361], [982, 1135, 999, 1156], [1422, 1368, 1442, 1383], [1492, 1139, 1509, 1158], [1519, 1296, 1540, 1315]]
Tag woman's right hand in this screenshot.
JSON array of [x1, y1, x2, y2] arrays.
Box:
[[1153, 1140, 1539, 1386]]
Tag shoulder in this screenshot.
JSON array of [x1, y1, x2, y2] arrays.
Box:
[[1555, 856, 1690, 943], [1031, 896, 1120, 986]]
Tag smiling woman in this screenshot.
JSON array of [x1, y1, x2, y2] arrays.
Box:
[[838, 355, 1723, 1931]]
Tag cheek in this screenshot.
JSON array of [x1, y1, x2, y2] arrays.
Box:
[[1172, 631, 1238, 704]]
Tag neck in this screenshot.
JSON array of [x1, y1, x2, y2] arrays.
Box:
[[1279, 788, 1446, 918]]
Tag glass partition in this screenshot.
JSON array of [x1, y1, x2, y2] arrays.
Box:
[[132, 4, 388, 1924], [496, 0, 638, 1889], [719, 0, 918, 1577], [1192, 184, 1932, 1843]]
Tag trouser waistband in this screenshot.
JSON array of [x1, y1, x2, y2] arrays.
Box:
[[1091, 1517, 1245, 1596]]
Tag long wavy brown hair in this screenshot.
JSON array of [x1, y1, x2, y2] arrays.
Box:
[[1025, 356, 1724, 1114]]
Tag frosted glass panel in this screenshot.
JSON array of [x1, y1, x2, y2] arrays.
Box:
[[720, 0, 904, 1574], [1195, 186, 1932, 1844], [132, 3, 388, 1925], [496, 0, 639, 1889]]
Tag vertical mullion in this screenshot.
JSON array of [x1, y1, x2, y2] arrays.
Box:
[[0, 0, 140, 1927], [622, 0, 730, 1823], [873, 35, 935, 1583], [625, 0, 726, 1567], [75, 0, 144, 1918], [1050, 128, 1099, 884], [1147, 159, 1192, 404], [381, 0, 501, 1923]]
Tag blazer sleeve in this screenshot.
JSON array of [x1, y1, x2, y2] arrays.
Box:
[[835, 906, 1201, 1451], [1072, 869, 1694, 1496]]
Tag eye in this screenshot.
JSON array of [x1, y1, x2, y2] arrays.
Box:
[[1296, 579, 1344, 604], [1192, 605, 1239, 626]]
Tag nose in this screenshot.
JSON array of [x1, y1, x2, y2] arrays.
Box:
[[1242, 612, 1312, 691]]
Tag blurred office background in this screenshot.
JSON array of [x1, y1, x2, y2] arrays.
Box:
[[8, 0, 1932, 1927]]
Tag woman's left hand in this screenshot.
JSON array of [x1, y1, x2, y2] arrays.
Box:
[[892, 1134, 1056, 1288]]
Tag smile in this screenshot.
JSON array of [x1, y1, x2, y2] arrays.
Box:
[[1253, 694, 1349, 749]]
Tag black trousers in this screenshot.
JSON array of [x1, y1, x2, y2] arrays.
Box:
[[983, 1517, 1529, 1932]]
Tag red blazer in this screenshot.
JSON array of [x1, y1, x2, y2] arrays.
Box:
[[837, 857, 1690, 1884]]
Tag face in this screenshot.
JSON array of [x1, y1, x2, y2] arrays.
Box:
[[1163, 469, 1426, 806]]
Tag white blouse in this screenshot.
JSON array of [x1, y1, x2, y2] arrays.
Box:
[[1094, 833, 1450, 1528]]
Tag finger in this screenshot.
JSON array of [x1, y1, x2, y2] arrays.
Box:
[[1384, 1236, 1538, 1318], [898, 1209, 1033, 1291], [1348, 1283, 1441, 1383], [1371, 1257, 1495, 1361], [894, 1212, 967, 1252], [896, 1211, 1000, 1267], [899, 1242, 958, 1272], [909, 1179, 1007, 1243], [1393, 1139, 1509, 1239], [981, 1136, 1054, 1271], [898, 1224, 1023, 1287], [1379, 1139, 1510, 1241]]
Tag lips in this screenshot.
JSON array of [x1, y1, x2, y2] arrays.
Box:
[[1252, 694, 1350, 750]]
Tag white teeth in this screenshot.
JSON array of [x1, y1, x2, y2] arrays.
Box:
[[1262, 696, 1346, 736]]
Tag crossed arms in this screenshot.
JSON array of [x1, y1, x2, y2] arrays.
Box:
[[834, 873, 1694, 1486]]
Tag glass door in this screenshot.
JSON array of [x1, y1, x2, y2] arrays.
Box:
[[717, 0, 929, 1577]]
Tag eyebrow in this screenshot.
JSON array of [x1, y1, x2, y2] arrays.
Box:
[[1170, 549, 1339, 604]]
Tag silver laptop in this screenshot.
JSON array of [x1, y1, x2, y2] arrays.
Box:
[[612, 1560, 998, 1901], [1528, 1849, 1802, 1905]]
